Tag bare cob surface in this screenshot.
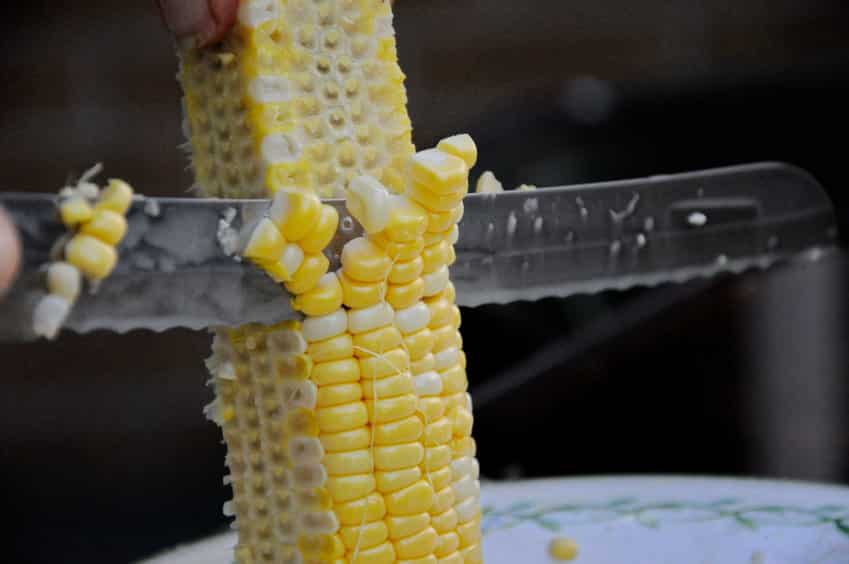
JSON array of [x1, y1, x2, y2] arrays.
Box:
[[179, 2, 481, 562]]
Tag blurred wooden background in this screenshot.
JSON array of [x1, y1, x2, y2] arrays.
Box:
[[1, 1, 848, 562]]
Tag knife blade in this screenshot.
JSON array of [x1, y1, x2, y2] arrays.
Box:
[[0, 162, 838, 340]]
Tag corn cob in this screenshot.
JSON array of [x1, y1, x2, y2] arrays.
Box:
[[33, 167, 133, 339], [179, 2, 481, 563]]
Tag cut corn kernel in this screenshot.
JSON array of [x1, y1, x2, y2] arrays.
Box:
[[436, 135, 478, 169], [59, 196, 93, 228], [65, 234, 117, 280], [97, 179, 134, 214], [79, 208, 127, 245], [46, 262, 81, 301]]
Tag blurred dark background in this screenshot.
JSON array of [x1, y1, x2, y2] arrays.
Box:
[[1, 1, 848, 562]]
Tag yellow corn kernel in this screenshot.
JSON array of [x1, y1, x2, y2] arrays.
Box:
[[395, 527, 439, 560], [410, 149, 468, 194], [385, 480, 435, 515], [65, 234, 117, 280], [242, 218, 286, 264], [335, 492, 386, 526], [411, 353, 436, 375], [366, 394, 419, 424], [423, 228, 451, 247], [316, 401, 368, 433], [79, 208, 127, 246], [341, 237, 392, 282], [312, 357, 360, 386], [451, 437, 477, 459], [421, 240, 451, 274], [371, 232, 425, 262], [458, 544, 483, 564], [403, 329, 435, 360], [323, 449, 374, 476], [333, 535, 347, 558], [293, 272, 343, 316], [338, 270, 386, 309], [359, 348, 411, 379], [409, 182, 465, 213], [399, 556, 438, 564], [424, 419, 453, 447], [353, 326, 403, 358], [457, 519, 481, 548], [426, 205, 463, 234], [299, 204, 339, 253], [428, 466, 454, 492], [435, 532, 460, 558], [418, 397, 445, 422], [349, 540, 396, 564], [269, 188, 322, 241], [60, 195, 93, 228], [450, 407, 474, 438], [386, 278, 425, 309], [430, 509, 459, 534], [97, 179, 134, 214], [339, 521, 388, 550], [389, 256, 424, 285], [362, 371, 414, 399], [374, 415, 423, 445], [440, 365, 468, 395], [376, 466, 422, 494], [307, 333, 354, 363], [387, 512, 431, 540], [386, 197, 429, 242], [431, 486, 455, 514], [548, 537, 579, 561], [320, 427, 372, 453], [436, 134, 478, 169], [426, 298, 453, 329], [432, 326, 462, 353], [425, 446, 453, 471], [437, 553, 463, 564], [285, 253, 330, 295], [316, 382, 363, 407], [443, 393, 467, 412], [374, 442, 425, 471]]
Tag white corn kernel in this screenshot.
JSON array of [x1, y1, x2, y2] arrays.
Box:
[[32, 294, 71, 340], [422, 265, 449, 296], [451, 457, 480, 481], [393, 302, 431, 335], [455, 496, 479, 523], [413, 371, 443, 397], [348, 301, 394, 334], [46, 262, 81, 301], [303, 308, 348, 342], [434, 347, 460, 371], [346, 175, 390, 234], [451, 475, 479, 502]]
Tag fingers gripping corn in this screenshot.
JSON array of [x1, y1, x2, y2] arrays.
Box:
[[33, 169, 133, 340], [182, 2, 481, 562]]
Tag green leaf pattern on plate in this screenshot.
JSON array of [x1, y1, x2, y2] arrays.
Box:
[[482, 498, 849, 537]]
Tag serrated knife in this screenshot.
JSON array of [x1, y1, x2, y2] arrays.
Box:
[[0, 162, 838, 341]]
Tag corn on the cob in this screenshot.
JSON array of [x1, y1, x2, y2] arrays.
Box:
[[33, 169, 134, 339], [180, 2, 481, 563]]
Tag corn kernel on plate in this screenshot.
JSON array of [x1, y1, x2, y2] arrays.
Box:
[[141, 476, 849, 564]]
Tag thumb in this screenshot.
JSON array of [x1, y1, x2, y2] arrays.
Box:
[[156, 0, 239, 47], [0, 206, 21, 298]]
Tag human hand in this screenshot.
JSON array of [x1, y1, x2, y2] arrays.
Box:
[[0, 207, 21, 298], [155, 0, 239, 47]]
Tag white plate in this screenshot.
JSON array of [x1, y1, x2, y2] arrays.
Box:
[[141, 476, 849, 564]]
